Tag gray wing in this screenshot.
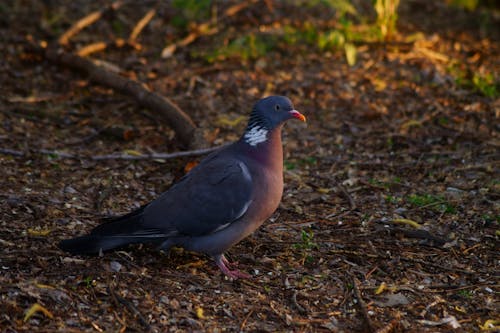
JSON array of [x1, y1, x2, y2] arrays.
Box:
[[143, 155, 253, 236]]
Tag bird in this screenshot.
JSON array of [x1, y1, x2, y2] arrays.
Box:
[[59, 96, 306, 279]]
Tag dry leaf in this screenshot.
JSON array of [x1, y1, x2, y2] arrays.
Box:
[[27, 228, 51, 237], [24, 303, 54, 322], [196, 307, 205, 319], [374, 293, 410, 307]]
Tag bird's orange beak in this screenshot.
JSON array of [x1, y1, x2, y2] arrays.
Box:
[[289, 110, 306, 122]]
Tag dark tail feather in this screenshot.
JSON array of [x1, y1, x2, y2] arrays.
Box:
[[90, 205, 146, 236], [58, 235, 136, 254], [58, 205, 161, 255]]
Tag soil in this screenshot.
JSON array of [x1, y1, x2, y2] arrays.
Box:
[[0, 1, 498, 332]]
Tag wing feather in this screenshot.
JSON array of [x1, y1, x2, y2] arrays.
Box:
[[143, 156, 253, 236]]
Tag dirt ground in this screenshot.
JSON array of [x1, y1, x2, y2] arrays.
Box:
[[0, 1, 498, 332]]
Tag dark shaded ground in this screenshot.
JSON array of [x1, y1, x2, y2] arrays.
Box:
[[0, 1, 498, 332]]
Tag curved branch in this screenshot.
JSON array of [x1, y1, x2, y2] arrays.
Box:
[[43, 47, 197, 147], [0, 145, 224, 161]]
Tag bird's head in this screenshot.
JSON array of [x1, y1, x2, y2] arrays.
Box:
[[243, 96, 306, 146]]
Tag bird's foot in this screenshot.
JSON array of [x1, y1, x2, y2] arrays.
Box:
[[220, 254, 241, 269], [215, 254, 251, 279]]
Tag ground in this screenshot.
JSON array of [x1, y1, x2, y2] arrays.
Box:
[[0, 1, 499, 332]]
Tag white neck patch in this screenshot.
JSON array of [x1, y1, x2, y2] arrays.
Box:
[[244, 126, 268, 146]]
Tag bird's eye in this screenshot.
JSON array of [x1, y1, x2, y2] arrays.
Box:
[[275, 104, 280, 111]]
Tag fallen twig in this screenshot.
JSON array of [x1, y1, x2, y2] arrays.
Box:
[[332, 247, 476, 274], [0, 148, 24, 157], [387, 227, 448, 247], [58, 1, 124, 45], [76, 41, 107, 56], [413, 46, 450, 62], [291, 290, 307, 314], [76, 39, 140, 57], [350, 275, 375, 333], [239, 309, 254, 331], [338, 182, 357, 210], [161, 24, 217, 58], [391, 218, 421, 229], [0, 145, 223, 161], [109, 286, 150, 331], [325, 176, 357, 219], [93, 146, 222, 160], [129, 9, 156, 42]]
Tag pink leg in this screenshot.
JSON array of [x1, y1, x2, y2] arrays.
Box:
[[220, 254, 239, 269], [214, 254, 251, 279]]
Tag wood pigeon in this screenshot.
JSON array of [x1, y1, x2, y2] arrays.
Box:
[[59, 96, 306, 279]]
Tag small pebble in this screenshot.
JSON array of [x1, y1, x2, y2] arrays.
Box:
[[109, 261, 122, 272]]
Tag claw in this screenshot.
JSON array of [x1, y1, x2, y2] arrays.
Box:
[[214, 254, 251, 279], [220, 254, 241, 269]]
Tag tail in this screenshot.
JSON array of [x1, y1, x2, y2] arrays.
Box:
[[59, 205, 164, 255]]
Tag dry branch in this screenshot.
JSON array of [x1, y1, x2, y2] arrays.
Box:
[[42, 47, 196, 147], [76, 39, 140, 57], [0, 148, 24, 157], [129, 9, 156, 42], [351, 275, 375, 333], [109, 286, 150, 330], [91, 146, 222, 160], [0, 145, 223, 161], [387, 227, 448, 247], [58, 1, 124, 45], [161, 25, 217, 59], [76, 41, 107, 56]]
